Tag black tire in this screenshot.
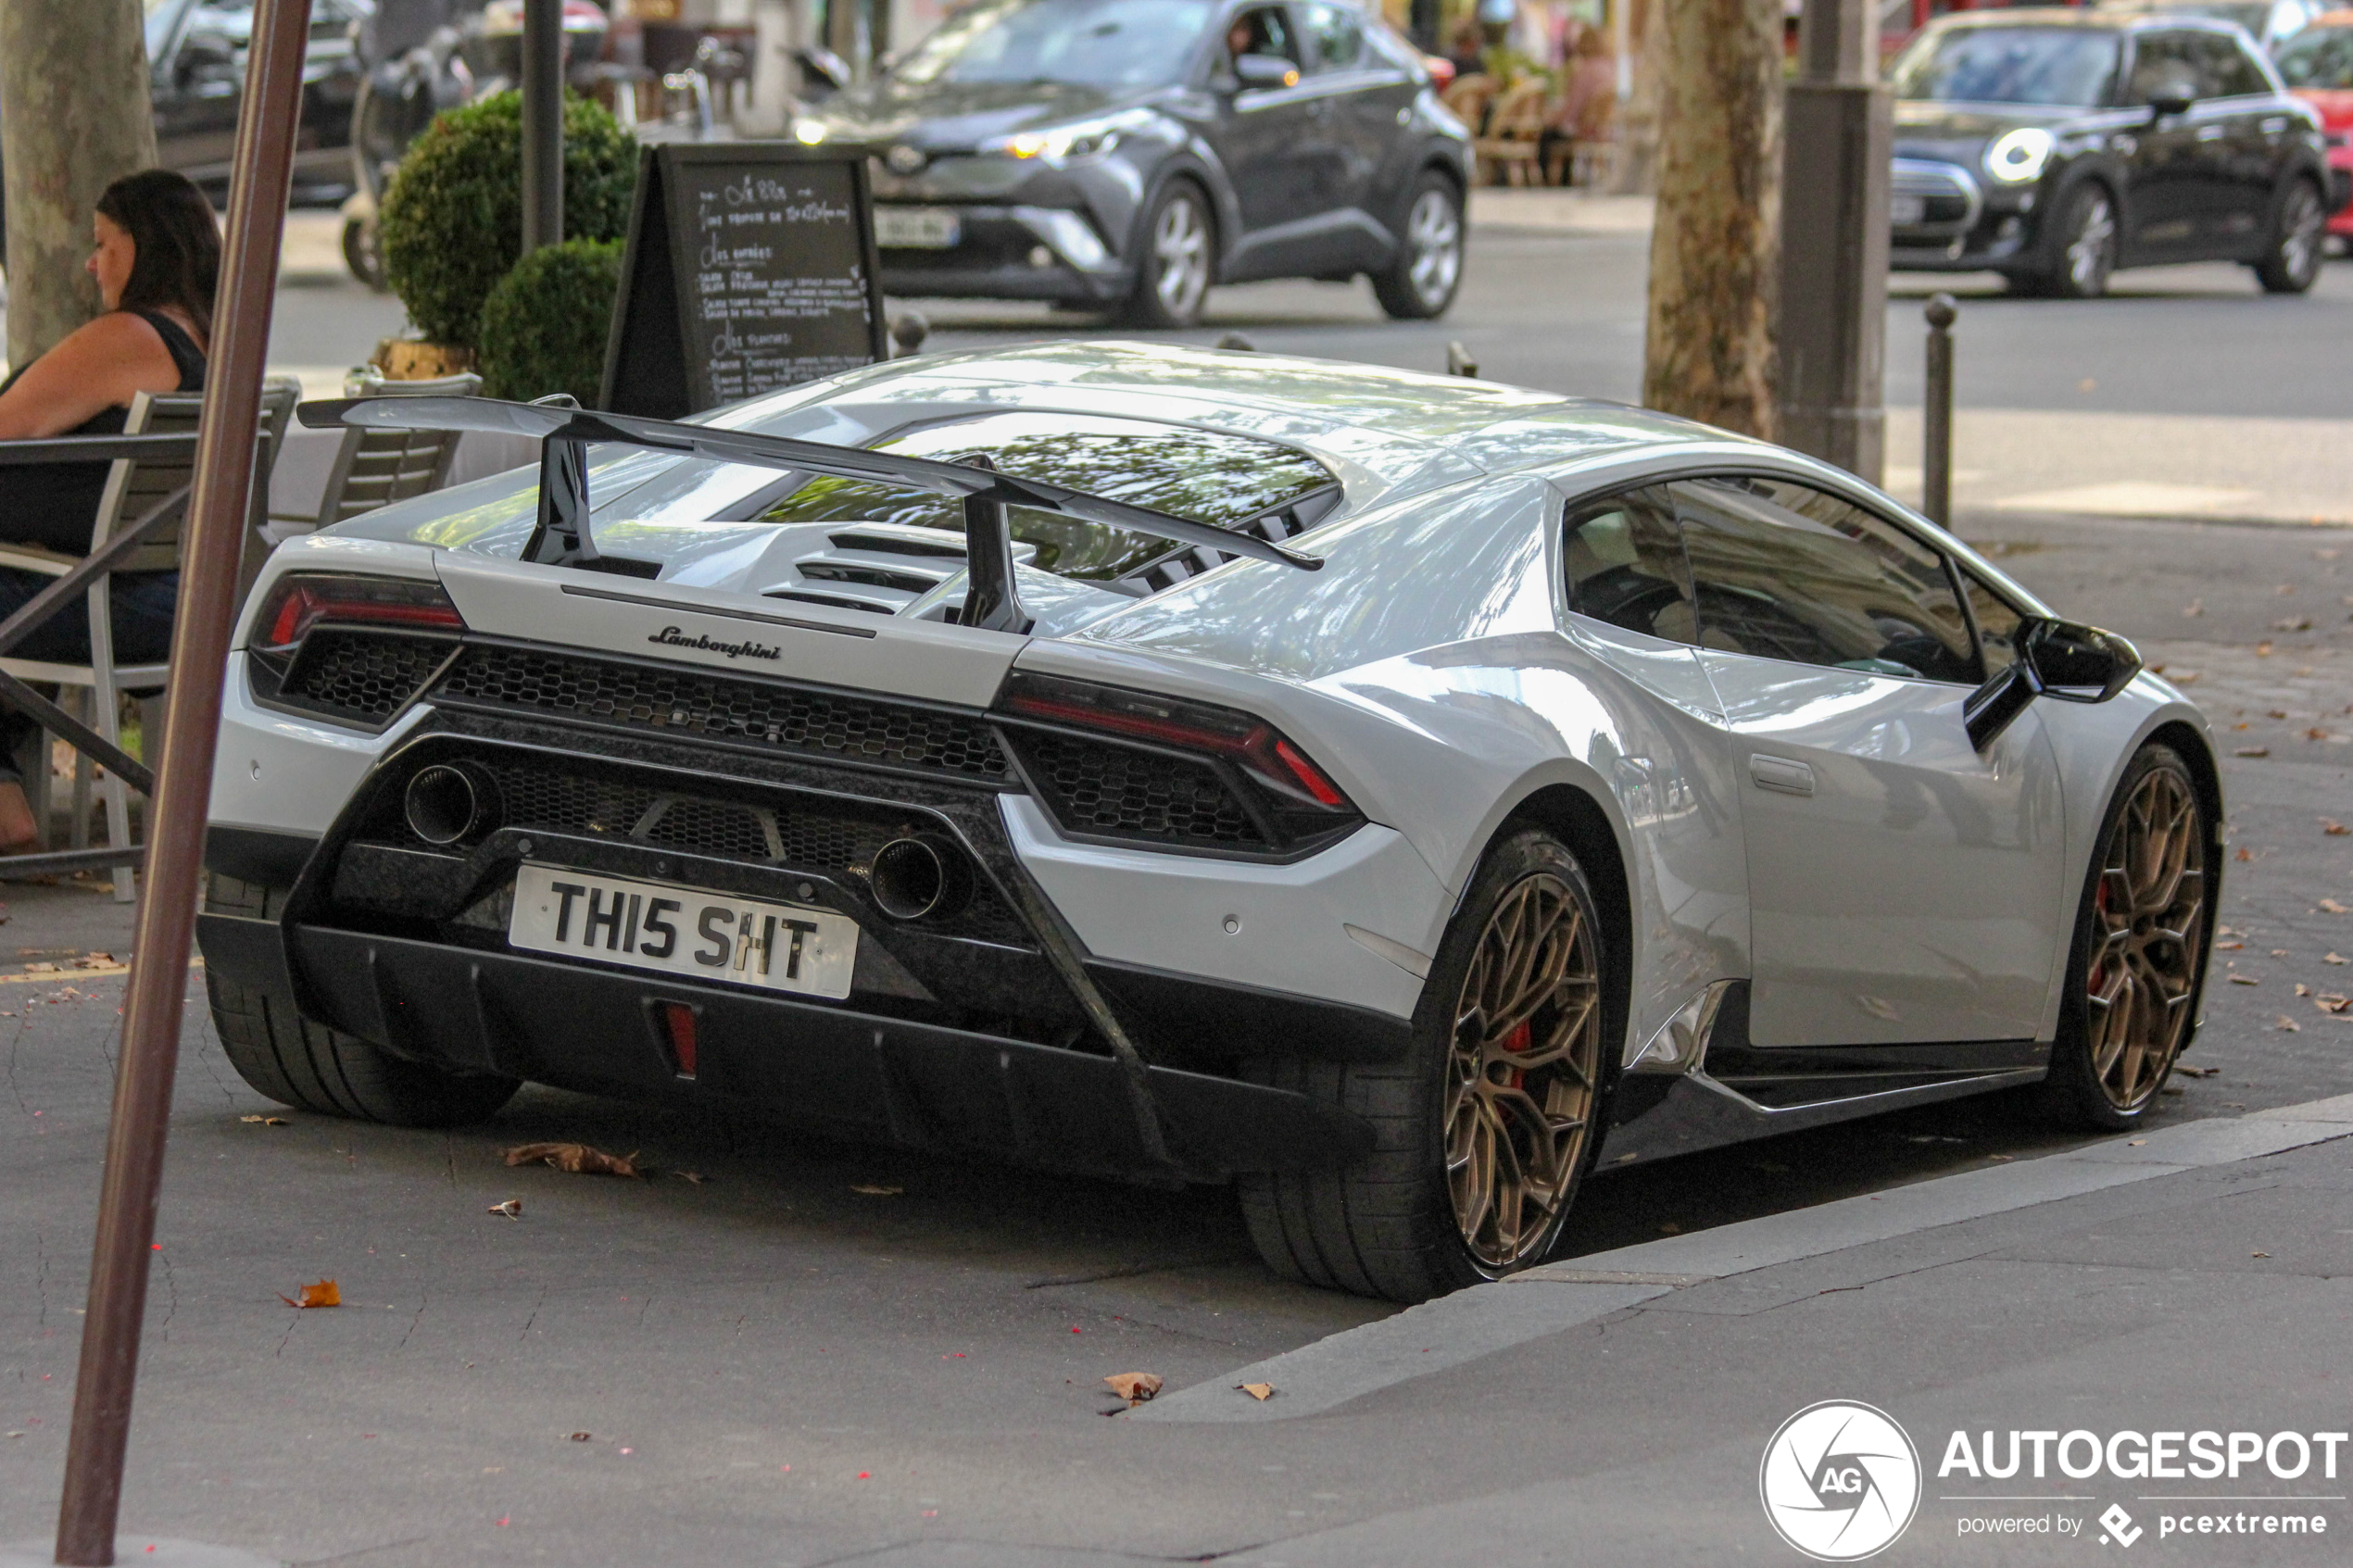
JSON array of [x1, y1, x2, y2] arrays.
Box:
[[2030, 182, 2118, 300], [342, 214, 388, 293], [1239, 829, 1615, 1302], [1120, 181, 1214, 329], [1370, 169, 1466, 320], [2037, 745, 2214, 1132], [205, 872, 522, 1127], [2253, 177, 2326, 295]]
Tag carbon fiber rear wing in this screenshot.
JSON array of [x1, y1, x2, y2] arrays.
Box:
[[297, 395, 1323, 634]]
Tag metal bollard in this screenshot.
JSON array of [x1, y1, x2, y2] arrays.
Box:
[[889, 311, 930, 358], [1446, 340, 1478, 378], [1922, 293, 1957, 528]]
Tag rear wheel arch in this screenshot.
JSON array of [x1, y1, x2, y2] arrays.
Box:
[[1495, 783, 1635, 1063]]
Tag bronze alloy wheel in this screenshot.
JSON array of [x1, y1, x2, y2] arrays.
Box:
[[2082, 761, 2208, 1112], [1444, 870, 1604, 1270]]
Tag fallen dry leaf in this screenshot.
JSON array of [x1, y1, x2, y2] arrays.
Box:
[[2252, 1251, 2271, 1259], [21, 962, 55, 973], [502, 1143, 643, 1178], [1103, 1372, 1164, 1408], [2318, 995, 2352, 1016], [279, 1279, 341, 1310], [2275, 1015, 2302, 1033], [2215, 940, 2245, 950], [2174, 1064, 2220, 1078], [2326, 822, 2350, 836], [2257, 642, 2274, 657], [237, 1114, 287, 1125], [2228, 974, 2261, 985], [2235, 847, 2256, 861], [673, 1171, 711, 1185], [2233, 747, 2271, 759], [487, 1198, 522, 1220], [849, 1184, 903, 1196], [2268, 709, 2291, 721], [2127, 1138, 2147, 1147], [2324, 953, 2347, 965], [2321, 899, 2350, 915], [2274, 619, 2313, 633], [569, 1431, 593, 1442], [1238, 1383, 1275, 1401], [2296, 984, 2313, 997]]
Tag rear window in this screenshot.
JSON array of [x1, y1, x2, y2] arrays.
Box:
[[754, 412, 1337, 581]]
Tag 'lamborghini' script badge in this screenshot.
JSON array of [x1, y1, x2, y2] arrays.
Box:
[[648, 626, 782, 661]]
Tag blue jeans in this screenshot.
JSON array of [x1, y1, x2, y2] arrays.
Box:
[[0, 566, 179, 784]]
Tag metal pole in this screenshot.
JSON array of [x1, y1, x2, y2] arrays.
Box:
[[52, 4, 314, 1562], [1777, 0, 1891, 483], [521, 0, 565, 254], [1922, 293, 1957, 529]]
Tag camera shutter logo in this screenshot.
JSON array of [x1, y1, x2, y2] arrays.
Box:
[[1759, 1400, 1922, 1561]]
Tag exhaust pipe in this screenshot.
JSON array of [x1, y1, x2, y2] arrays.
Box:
[[404, 761, 503, 847], [868, 834, 970, 922]]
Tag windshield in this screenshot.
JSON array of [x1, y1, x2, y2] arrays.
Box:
[[893, 0, 1214, 89], [2278, 26, 2353, 86], [1891, 26, 2124, 105], [756, 412, 1336, 581]]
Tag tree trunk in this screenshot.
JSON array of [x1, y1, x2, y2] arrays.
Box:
[[0, 0, 158, 369], [1639, 0, 1780, 439]]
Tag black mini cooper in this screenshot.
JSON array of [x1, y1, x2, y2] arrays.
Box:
[[786, 0, 1472, 326], [1889, 7, 2340, 296]]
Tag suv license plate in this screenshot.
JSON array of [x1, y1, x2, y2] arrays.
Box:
[[508, 864, 858, 999], [875, 206, 962, 248], [1889, 194, 1928, 226]]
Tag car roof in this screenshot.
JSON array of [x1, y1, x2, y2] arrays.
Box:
[[739, 340, 1733, 483], [1931, 5, 2242, 31]]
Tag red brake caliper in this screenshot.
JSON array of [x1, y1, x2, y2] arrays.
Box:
[[1504, 1020, 1531, 1088]]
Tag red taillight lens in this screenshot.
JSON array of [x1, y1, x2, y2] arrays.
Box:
[[998, 671, 1358, 822], [251, 572, 464, 654]]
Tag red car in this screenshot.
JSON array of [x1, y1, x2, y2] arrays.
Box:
[[2279, 11, 2353, 240]]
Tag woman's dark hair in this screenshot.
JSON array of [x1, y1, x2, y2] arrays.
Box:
[[94, 169, 222, 344]]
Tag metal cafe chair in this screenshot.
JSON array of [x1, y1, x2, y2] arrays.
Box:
[[0, 388, 283, 900], [266, 368, 479, 545]]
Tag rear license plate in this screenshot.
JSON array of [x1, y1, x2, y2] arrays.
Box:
[[1889, 194, 1928, 226], [875, 206, 962, 248], [508, 864, 857, 999]]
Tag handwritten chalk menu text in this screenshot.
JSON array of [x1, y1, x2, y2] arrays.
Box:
[[601, 144, 887, 419]]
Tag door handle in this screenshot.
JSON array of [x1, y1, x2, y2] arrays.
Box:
[[1749, 755, 1815, 797]]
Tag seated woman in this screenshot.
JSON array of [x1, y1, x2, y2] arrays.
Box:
[[0, 169, 218, 848]]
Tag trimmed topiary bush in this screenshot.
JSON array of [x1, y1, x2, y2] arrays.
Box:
[[379, 90, 637, 351], [478, 238, 624, 404]]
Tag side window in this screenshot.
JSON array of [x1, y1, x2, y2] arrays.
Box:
[[1301, 3, 1365, 72], [1670, 476, 1979, 684], [1959, 567, 2026, 680], [1563, 487, 1695, 644], [2129, 32, 2203, 102], [2201, 33, 2273, 97], [1227, 6, 1302, 67]]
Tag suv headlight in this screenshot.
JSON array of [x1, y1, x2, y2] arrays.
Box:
[[1984, 127, 2056, 185], [792, 117, 830, 145], [983, 119, 1124, 163]]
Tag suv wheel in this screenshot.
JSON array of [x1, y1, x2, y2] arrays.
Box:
[[1371, 171, 1466, 320], [2037, 746, 2213, 1131], [2038, 182, 2118, 300], [1239, 829, 1613, 1302], [206, 873, 522, 1127], [2253, 177, 2326, 295], [1122, 182, 1213, 328]]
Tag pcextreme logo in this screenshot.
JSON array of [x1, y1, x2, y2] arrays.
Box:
[[1760, 1400, 1923, 1562]]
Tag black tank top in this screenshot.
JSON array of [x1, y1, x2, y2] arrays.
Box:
[[0, 309, 208, 556]]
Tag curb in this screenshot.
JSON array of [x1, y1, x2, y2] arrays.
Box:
[[1134, 1094, 2353, 1424]]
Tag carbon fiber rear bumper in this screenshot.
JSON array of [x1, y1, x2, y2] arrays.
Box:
[[196, 910, 1378, 1182]]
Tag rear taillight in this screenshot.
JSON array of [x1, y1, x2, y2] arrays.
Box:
[[996, 671, 1360, 853], [251, 572, 464, 656]]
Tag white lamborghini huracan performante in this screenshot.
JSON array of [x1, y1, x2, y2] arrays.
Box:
[[197, 345, 2221, 1302]]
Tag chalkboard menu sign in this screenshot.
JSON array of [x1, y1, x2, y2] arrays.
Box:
[[600, 143, 888, 419]]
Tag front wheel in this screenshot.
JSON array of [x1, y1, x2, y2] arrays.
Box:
[[1121, 182, 1214, 329], [2253, 178, 2326, 295], [1239, 828, 1613, 1302], [2027, 182, 2117, 300], [2038, 746, 2214, 1131], [1371, 172, 1466, 320]]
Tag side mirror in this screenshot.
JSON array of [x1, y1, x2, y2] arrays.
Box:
[[178, 31, 240, 81], [1234, 53, 1301, 89], [1964, 618, 2142, 751], [2146, 87, 2197, 118]]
